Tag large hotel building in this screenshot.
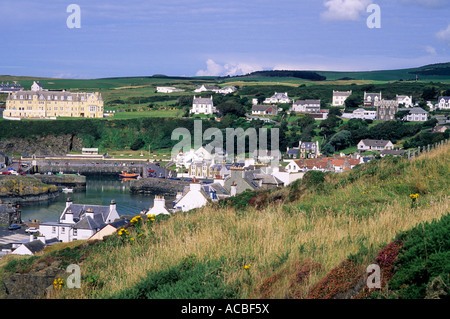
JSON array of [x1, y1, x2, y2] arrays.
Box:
[[4, 81, 104, 119]]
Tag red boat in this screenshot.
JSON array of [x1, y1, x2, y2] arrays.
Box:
[[119, 171, 139, 179]]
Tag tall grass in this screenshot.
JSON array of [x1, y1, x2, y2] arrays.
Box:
[[54, 144, 450, 298]]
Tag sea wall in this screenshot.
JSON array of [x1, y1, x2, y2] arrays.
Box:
[[130, 177, 190, 196], [33, 174, 86, 189]]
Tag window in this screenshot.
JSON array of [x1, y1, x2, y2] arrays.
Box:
[[52, 226, 56, 233]]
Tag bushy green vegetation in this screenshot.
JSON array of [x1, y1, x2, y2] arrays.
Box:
[[110, 255, 239, 299], [388, 214, 450, 299]]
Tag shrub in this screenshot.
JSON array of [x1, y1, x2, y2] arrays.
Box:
[[110, 256, 239, 299], [388, 214, 450, 299]]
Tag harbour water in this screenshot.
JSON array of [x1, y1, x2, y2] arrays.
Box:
[[19, 176, 171, 223]]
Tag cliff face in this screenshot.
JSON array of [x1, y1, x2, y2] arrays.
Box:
[[0, 134, 83, 156], [0, 175, 59, 204]]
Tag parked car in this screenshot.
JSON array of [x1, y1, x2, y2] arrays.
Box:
[[25, 227, 39, 233], [8, 224, 21, 230]]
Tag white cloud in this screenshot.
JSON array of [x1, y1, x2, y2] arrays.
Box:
[[321, 0, 374, 21], [196, 59, 262, 76], [424, 46, 437, 56], [436, 24, 450, 43]]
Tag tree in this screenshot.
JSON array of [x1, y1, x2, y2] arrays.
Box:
[[395, 110, 410, 121], [344, 96, 359, 109], [327, 130, 352, 151], [421, 87, 438, 101]]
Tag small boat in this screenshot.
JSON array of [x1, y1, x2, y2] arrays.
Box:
[[119, 171, 139, 179], [62, 187, 73, 193]]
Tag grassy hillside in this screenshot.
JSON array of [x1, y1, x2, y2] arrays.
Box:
[[1, 143, 448, 299]]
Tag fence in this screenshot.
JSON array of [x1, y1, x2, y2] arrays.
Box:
[[404, 138, 449, 160]]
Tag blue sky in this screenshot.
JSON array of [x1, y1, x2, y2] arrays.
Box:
[[1, 0, 449, 78]]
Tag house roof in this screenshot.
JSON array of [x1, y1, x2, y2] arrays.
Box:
[[7, 90, 102, 101], [64, 203, 111, 221], [193, 97, 213, 104], [252, 105, 276, 112], [333, 91, 352, 97], [359, 139, 392, 147], [293, 99, 320, 105], [398, 107, 428, 114], [300, 142, 317, 149], [22, 240, 46, 254]]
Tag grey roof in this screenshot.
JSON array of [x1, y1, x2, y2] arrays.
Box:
[[301, 142, 317, 149], [438, 96, 450, 101], [73, 215, 105, 230], [293, 99, 320, 105], [333, 91, 352, 96], [380, 150, 406, 156], [360, 139, 392, 147], [398, 107, 428, 114], [287, 148, 300, 155], [193, 97, 213, 104], [7, 90, 102, 101], [244, 169, 284, 187], [23, 240, 46, 254], [63, 204, 111, 223], [202, 183, 230, 196], [252, 105, 276, 111], [271, 92, 289, 99]]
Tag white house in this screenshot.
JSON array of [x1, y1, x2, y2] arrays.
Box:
[[399, 107, 428, 122], [156, 87, 184, 93], [252, 104, 278, 116], [290, 100, 321, 113], [437, 96, 450, 110], [264, 92, 291, 104], [341, 108, 377, 120], [11, 237, 46, 256], [364, 92, 382, 107], [396, 95, 413, 107], [194, 85, 220, 93], [31, 81, 45, 92], [172, 181, 209, 212], [218, 86, 237, 94], [332, 90, 352, 106], [357, 139, 394, 152], [174, 146, 217, 169], [38, 198, 120, 243], [190, 96, 216, 115], [147, 195, 170, 215]]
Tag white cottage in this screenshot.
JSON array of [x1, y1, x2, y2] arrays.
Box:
[[396, 95, 413, 108], [332, 90, 352, 106], [39, 198, 120, 243], [172, 181, 209, 212], [147, 196, 170, 215], [190, 96, 216, 115]]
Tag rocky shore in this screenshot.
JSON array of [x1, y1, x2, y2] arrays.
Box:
[[129, 177, 190, 196], [0, 175, 59, 204]]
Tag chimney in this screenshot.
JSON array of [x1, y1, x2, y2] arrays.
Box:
[[66, 197, 73, 209], [153, 195, 165, 210], [65, 209, 74, 223], [230, 181, 237, 197], [29, 234, 34, 243], [175, 192, 183, 202], [110, 199, 116, 213], [85, 208, 94, 220], [190, 179, 201, 192]]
